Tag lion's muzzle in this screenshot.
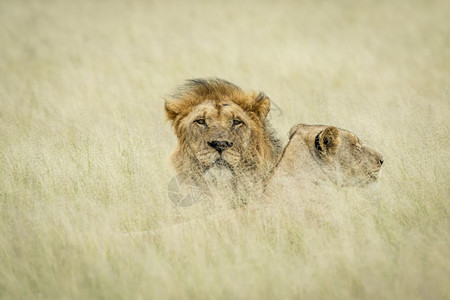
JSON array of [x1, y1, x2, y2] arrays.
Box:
[[207, 140, 233, 154]]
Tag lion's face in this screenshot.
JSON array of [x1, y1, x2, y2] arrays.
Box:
[[165, 78, 281, 192], [287, 124, 384, 187], [182, 101, 255, 170]]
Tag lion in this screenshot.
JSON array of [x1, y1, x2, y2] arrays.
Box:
[[165, 78, 282, 205], [266, 124, 384, 193]]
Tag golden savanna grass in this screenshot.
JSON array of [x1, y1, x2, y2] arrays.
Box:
[[1, 0, 449, 299]]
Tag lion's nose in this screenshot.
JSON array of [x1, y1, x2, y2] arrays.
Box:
[[208, 140, 233, 153], [379, 158, 384, 165]]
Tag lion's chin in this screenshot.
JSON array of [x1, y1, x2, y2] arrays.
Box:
[[203, 162, 234, 189], [212, 158, 234, 170], [199, 154, 237, 170]]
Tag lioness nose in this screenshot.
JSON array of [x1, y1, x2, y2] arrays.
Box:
[[379, 158, 384, 165], [208, 140, 233, 153]]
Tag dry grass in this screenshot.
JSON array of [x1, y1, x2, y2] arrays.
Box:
[[1, 0, 449, 299]]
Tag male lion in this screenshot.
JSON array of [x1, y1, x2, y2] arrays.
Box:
[[165, 78, 282, 204], [266, 124, 384, 193]]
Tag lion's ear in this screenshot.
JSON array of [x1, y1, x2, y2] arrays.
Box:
[[164, 100, 180, 121], [316, 126, 340, 154], [252, 92, 271, 121]]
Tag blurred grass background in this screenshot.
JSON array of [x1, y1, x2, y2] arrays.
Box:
[[0, 0, 449, 299]]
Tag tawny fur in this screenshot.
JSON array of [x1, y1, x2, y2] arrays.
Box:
[[267, 124, 384, 193], [165, 78, 282, 200]]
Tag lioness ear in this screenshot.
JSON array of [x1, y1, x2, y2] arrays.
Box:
[[315, 126, 340, 154], [164, 99, 181, 121], [288, 124, 301, 140], [252, 92, 271, 121]]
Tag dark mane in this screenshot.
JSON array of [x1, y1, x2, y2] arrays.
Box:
[[171, 78, 242, 100]]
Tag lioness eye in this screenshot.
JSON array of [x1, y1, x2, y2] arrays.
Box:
[[355, 144, 362, 151], [232, 119, 243, 126], [195, 119, 206, 125]]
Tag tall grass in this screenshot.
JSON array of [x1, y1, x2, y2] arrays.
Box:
[[1, 0, 449, 298]]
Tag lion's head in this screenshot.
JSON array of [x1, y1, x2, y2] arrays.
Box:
[[269, 124, 384, 188], [165, 78, 281, 198]]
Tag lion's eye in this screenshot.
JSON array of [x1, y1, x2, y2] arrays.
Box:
[[232, 119, 243, 127], [195, 119, 206, 125]]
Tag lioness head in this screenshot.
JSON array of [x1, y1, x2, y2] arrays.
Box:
[[165, 78, 281, 198], [270, 124, 383, 188]]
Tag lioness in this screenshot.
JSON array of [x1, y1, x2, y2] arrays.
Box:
[[266, 124, 384, 192], [165, 78, 282, 204]]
